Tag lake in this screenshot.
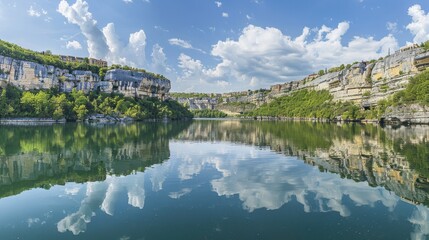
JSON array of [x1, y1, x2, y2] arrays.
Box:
[[0, 120, 428, 240]]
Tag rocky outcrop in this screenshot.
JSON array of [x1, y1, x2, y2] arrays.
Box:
[[104, 69, 170, 99], [0, 55, 170, 99], [384, 104, 429, 124]]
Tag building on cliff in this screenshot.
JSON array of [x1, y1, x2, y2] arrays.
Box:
[[0, 55, 170, 100]]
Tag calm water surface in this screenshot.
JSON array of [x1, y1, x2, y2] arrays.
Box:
[[0, 120, 429, 240]]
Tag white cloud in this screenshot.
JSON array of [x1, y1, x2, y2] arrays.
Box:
[[66, 40, 83, 50], [246, 14, 252, 20], [222, 12, 229, 18], [58, 0, 109, 59], [123, 0, 133, 3], [406, 4, 429, 43], [169, 38, 205, 53], [58, 0, 147, 67], [175, 23, 398, 92], [386, 21, 398, 33], [215, 1, 222, 7], [151, 44, 171, 74], [217, 80, 230, 88], [154, 25, 169, 32], [27, 6, 42, 17], [169, 38, 193, 49], [27, 5, 50, 21]]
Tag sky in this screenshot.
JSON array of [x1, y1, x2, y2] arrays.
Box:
[[0, 0, 429, 93]]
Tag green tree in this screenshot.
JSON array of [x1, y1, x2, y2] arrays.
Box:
[[73, 104, 88, 120]]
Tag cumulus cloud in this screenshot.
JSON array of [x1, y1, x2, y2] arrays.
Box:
[[151, 44, 171, 74], [58, 0, 109, 59], [66, 40, 83, 50], [123, 0, 133, 3], [58, 0, 147, 67], [175, 22, 398, 92], [406, 4, 429, 43], [215, 1, 222, 7], [222, 12, 229, 18]]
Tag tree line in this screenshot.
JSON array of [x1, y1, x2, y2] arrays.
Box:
[[0, 85, 192, 121]]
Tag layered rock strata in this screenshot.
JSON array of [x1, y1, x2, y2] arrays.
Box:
[[0, 55, 170, 99]]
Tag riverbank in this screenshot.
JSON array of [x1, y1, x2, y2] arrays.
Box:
[[245, 115, 429, 126], [0, 115, 194, 125], [0, 118, 66, 125]]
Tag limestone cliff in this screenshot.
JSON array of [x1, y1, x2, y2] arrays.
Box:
[[0, 55, 170, 99], [104, 69, 170, 99], [270, 46, 425, 107]]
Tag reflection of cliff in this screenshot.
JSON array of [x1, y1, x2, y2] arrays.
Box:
[[0, 121, 190, 198], [176, 120, 429, 206]]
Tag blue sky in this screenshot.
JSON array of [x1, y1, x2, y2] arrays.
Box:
[[0, 0, 429, 92]]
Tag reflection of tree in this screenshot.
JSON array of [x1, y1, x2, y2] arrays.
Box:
[[0, 121, 190, 198]]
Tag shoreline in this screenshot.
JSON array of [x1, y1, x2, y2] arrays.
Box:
[[0, 117, 193, 125], [0, 115, 427, 126], [243, 116, 429, 126]]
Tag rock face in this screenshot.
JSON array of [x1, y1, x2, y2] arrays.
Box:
[[384, 104, 429, 124], [270, 47, 425, 107], [0, 55, 170, 99], [104, 69, 170, 99]]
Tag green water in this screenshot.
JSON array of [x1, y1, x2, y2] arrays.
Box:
[[0, 120, 428, 240]]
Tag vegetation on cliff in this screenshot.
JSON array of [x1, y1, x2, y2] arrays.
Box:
[[0, 85, 192, 121], [170, 92, 213, 98], [191, 109, 227, 118], [389, 69, 429, 106], [247, 90, 365, 120], [217, 102, 257, 114], [0, 39, 101, 74]]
